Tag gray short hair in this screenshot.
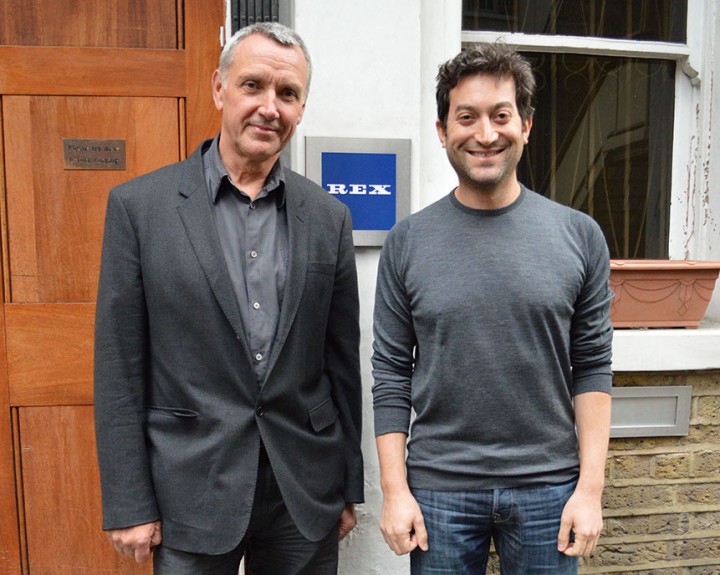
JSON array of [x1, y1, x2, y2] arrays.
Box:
[[218, 23, 312, 94]]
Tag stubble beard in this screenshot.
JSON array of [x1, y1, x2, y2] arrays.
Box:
[[448, 151, 517, 196]]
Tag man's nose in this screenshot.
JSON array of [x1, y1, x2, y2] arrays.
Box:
[[258, 91, 280, 120], [474, 118, 498, 145]]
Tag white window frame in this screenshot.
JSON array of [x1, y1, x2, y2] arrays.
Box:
[[462, 2, 720, 371]]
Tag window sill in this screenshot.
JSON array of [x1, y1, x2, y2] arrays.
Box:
[[612, 322, 720, 371]]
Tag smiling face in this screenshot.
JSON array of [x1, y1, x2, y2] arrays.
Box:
[[212, 33, 308, 175], [437, 73, 532, 209]]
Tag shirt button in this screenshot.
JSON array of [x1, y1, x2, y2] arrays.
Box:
[[255, 353, 263, 362], [249, 202, 257, 210], [253, 302, 261, 310], [250, 250, 258, 258]]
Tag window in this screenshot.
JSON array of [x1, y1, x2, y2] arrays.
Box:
[[230, 0, 291, 31], [463, 1, 687, 42], [462, 0, 692, 259]]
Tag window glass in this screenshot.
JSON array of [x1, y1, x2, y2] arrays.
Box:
[[518, 54, 675, 259], [462, 0, 686, 43]]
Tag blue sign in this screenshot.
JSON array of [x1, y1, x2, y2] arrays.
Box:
[[306, 137, 410, 246], [321, 152, 397, 231]]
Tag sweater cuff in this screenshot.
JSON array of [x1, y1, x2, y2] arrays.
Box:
[[373, 405, 412, 437]]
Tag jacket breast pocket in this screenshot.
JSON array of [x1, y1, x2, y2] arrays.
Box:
[[308, 397, 339, 432]]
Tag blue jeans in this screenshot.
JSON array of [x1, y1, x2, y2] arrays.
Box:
[[411, 480, 578, 575]]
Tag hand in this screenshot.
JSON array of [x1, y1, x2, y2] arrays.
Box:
[[339, 503, 357, 540], [380, 489, 428, 555], [557, 488, 603, 557], [106, 521, 162, 563]]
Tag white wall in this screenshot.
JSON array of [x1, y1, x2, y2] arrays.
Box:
[[292, 1, 460, 572]]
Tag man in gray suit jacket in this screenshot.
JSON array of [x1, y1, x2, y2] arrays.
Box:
[[94, 22, 363, 575]]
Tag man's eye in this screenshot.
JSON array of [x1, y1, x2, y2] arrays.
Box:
[[283, 89, 298, 99]]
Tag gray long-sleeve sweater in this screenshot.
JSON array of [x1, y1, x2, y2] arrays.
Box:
[[371, 187, 614, 490]]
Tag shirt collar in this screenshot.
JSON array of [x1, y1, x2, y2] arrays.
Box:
[[203, 134, 286, 207]]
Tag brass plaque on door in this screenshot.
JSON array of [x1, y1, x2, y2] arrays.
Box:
[[63, 138, 126, 170]]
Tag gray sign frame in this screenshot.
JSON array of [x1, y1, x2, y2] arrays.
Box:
[[610, 385, 692, 438], [305, 137, 411, 246]]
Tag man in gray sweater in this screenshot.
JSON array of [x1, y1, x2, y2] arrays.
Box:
[[371, 42, 614, 574]]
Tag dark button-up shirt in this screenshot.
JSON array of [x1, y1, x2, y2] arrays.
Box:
[[202, 136, 289, 384]]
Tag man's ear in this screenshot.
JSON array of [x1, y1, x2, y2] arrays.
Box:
[[296, 102, 306, 125], [522, 116, 533, 144], [211, 69, 224, 112], [436, 119, 446, 148]]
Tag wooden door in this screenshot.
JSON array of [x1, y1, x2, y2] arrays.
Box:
[[0, 2, 222, 573]]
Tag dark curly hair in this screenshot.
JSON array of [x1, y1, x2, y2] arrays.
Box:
[[436, 42, 535, 130]]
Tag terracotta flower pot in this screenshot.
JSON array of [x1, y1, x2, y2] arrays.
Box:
[[609, 260, 720, 328]]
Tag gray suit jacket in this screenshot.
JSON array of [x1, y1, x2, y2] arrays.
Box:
[[94, 140, 363, 554]]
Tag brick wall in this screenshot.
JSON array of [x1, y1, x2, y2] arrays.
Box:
[[583, 370, 720, 574], [486, 370, 720, 574]]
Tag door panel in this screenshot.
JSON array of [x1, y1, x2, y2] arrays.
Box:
[[4, 95, 180, 303], [18, 406, 150, 574], [0, 0, 178, 48], [7, 304, 95, 406]]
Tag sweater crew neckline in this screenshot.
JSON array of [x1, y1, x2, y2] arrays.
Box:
[[448, 185, 527, 217]]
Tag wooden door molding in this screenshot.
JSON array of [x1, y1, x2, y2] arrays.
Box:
[[0, 311, 20, 575], [0, 96, 21, 575], [184, 0, 223, 152]]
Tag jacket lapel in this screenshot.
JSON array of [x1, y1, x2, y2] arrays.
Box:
[[264, 183, 309, 380], [175, 145, 253, 363]]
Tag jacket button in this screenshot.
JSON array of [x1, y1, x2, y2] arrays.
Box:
[[256, 406, 265, 417]]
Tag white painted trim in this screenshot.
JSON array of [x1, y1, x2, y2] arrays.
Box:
[[461, 31, 690, 60], [612, 326, 720, 371], [684, 0, 707, 83], [669, 64, 697, 260], [418, 0, 463, 210], [223, 0, 231, 44]]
